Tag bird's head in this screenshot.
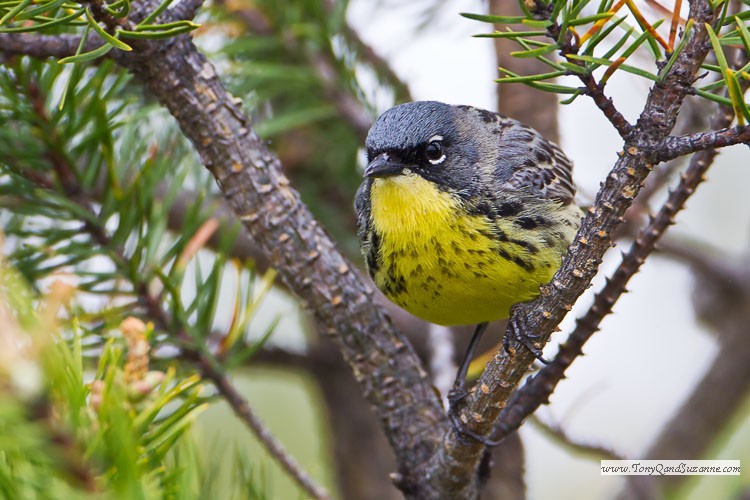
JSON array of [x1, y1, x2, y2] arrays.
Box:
[[364, 101, 490, 195]]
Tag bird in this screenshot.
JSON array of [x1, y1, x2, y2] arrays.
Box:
[[354, 101, 582, 440]]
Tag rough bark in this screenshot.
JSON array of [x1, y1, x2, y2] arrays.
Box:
[[106, 33, 447, 493]]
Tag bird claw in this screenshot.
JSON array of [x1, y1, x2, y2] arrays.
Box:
[[447, 388, 503, 447], [503, 305, 551, 364]]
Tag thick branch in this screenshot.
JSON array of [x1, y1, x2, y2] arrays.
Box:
[[85, 3, 447, 495], [168, 0, 204, 21], [429, 0, 719, 493]]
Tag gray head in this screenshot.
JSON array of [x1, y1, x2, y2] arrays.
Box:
[[364, 101, 500, 195]]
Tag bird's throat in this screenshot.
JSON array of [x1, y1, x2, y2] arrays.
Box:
[[369, 174, 459, 238]]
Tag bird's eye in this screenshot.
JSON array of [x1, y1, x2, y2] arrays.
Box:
[[424, 141, 445, 165]]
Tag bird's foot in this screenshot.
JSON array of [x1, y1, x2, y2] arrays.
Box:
[[447, 384, 502, 447], [502, 304, 551, 364]]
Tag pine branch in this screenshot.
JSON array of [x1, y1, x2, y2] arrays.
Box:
[[9, 70, 332, 500], [429, 1, 721, 494], [64, 0, 448, 494], [494, 135, 723, 436]]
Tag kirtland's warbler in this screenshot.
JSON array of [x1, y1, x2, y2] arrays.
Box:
[[355, 101, 582, 426]]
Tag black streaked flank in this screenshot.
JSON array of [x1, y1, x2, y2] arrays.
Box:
[[510, 238, 539, 254], [515, 217, 538, 230], [366, 230, 381, 274], [515, 216, 551, 230], [497, 201, 523, 217], [513, 256, 534, 271]]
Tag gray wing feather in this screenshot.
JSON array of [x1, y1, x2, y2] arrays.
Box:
[[500, 120, 576, 205], [462, 106, 576, 205], [354, 179, 378, 275]]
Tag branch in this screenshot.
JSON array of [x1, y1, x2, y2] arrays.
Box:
[[545, 7, 636, 139], [76, 1, 447, 494], [190, 351, 333, 499], [0, 33, 100, 59], [659, 125, 750, 161], [14, 72, 332, 500], [494, 96, 737, 439], [530, 416, 623, 461], [495, 49, 750, 442], [167, 0, 204, 21], [335, 7, 413, 104], [429, 0, 720, 491]]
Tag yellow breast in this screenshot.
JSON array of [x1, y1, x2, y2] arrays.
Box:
[[368, 173, 560, 326]]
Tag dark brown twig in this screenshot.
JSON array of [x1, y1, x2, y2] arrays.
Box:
[[659, 125, 750, 161], [529, 415, 623, 461], [545, 8, 636, 139]]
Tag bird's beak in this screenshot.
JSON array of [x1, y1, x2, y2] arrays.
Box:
[[364, 153, 407, 178]]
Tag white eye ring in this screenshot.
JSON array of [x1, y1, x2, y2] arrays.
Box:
[[425, 136, 445, 165], [428, 154, 446, 165]]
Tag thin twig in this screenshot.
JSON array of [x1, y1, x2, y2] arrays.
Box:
[[333, 2, 413, 104], [542, 9, 636, 139], [530, 416, 659, 500], [0, 33, 100, 61], [188, 348, 333, 500], [529, 415, 623, 461], [659, 125, 750, 161]]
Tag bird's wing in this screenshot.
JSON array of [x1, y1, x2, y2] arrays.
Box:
[[354, 180, 379, 274], [493, 116, 577, 205]]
